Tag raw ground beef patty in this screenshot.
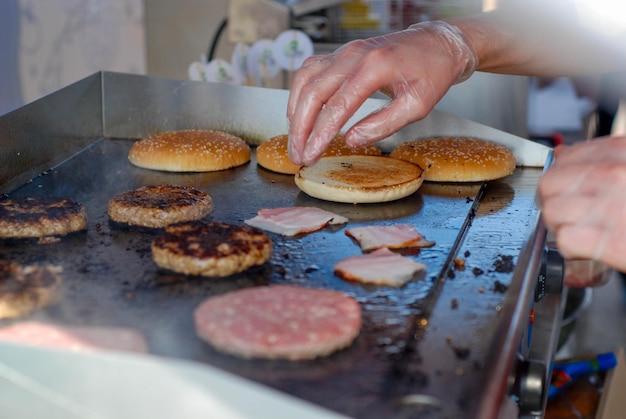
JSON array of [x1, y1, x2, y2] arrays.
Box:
[[194, 285, 362, 360]]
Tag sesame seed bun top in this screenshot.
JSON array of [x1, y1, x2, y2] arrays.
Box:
[[323, 133, 382, 158], [389, 137, 516, 182], [129, 129, 251, 172], [256, 134, 381, 175], [255, 135, 301, 175]]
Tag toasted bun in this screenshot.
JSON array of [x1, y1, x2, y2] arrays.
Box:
[[390, 137, 516, 182], [256, 135, 301, 175], [295, 155, 424, 204], [129, 129, 251, 172], [323, 134, 382, 158], [256, 134, 381, 175]]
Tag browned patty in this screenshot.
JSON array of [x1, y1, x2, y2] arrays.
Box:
[[0, 196, 87, 239], [108, 185, 213, 228], [151, 221, 272, 277], [0, 260, 63, 320]]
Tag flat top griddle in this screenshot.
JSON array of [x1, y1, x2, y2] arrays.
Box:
[[0, 72, 553, 419], [0, 137, 539, 418]]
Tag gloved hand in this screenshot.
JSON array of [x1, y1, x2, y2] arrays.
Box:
[[287, 21, 478, 166], [563, 259, 610, 288], [538, 136, 626, 275]]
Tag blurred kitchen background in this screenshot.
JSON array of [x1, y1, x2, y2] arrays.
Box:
[[1, 0, 625, 362], [0, 0, 532, 136]]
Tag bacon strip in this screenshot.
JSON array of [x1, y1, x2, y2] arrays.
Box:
[[345, 224, 435, 251], [245, 206, 348, 236], [334, 248, 426, 287]]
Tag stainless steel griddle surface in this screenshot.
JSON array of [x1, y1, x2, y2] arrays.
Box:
[[0, 72, 553, 419], [0, 136, 542, 418]]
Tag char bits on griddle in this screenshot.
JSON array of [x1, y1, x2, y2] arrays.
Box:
[[0, 195, 87, 242], [493, 254, 515, 273]]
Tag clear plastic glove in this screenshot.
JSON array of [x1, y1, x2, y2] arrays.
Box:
[[538, 136, 626, 275], [287, 21, 478, 166], [563, 259, 611, 288]]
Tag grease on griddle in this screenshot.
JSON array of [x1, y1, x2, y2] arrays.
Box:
[[394, 363, 429, 386], [445, 336, 471, 360], [304, 265, 320, 274], [108, 219, 166, 234]]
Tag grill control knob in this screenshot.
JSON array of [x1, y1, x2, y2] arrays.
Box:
[[535, 247, 564, 302], [513, 357, 546, 416]]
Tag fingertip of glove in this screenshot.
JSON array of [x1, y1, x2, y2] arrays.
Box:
[[287, 138, 303, 165]]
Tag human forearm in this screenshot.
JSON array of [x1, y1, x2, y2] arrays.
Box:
[[449, 4, 626, 77]]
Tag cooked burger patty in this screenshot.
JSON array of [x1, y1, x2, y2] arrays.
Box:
[[0, 260, 63, 320], [108, 185, 213, 228], [194, 285, 362, 360], [151, 221, 272, 277], [0, 196, 87, 238]]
